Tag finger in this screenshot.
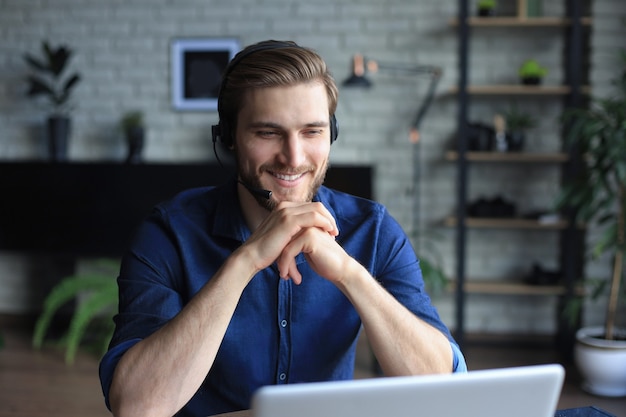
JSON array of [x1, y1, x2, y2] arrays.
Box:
[[275, 202, 338, 236], [311, 202, 339, 236], [288, 263, 303, 285], [244, 208, 324, 264], [276, 227, 329, 277], [278, 258, 302, 285]]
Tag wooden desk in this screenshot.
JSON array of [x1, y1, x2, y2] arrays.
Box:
[[214, 407, 616, 417]]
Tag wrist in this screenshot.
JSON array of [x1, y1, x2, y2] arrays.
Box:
[[226, 246, 261, 285], [335, 257, 369, 292]]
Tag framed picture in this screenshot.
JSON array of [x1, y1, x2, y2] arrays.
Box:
[[171, 38, 240, 111]]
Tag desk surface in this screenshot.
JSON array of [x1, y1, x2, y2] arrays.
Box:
[[210, 407, 609, 417]]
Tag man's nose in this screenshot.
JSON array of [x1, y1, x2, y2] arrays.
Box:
[[279, 134, 306, 167]]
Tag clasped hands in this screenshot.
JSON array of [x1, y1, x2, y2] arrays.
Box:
[[242, 201, 352, 285]]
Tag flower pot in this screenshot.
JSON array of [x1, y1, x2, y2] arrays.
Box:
[[477, 7, 495, 17], [506, 130, 525, 152], [574, 326, 626, 397], [47, 116, 71, 162], [125, 127, 145, 164], [521, 76, 542, 85]]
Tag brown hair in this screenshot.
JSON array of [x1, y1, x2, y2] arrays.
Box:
[[218, 40, 338, 142]]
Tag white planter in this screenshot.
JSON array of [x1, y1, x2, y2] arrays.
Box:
[[575, 326, 626, 397]]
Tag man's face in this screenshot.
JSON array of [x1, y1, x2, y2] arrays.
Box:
[[234, 82, 331, 211]]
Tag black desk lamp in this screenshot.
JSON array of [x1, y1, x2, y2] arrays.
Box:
[[343, 54, 444, 268], [343, 53, 442, 143]]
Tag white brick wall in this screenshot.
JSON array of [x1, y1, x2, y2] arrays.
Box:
[[0, 0, 624, 334]]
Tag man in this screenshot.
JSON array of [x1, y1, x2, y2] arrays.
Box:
[[99, 40, 466, 417]]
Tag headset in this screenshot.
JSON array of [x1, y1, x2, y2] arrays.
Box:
[[211, 40, 339, 149]]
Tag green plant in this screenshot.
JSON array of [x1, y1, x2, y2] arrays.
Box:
[[23, 41, 81, 116], [478, 0, 496, 9], [554, 50, 626, 340], [518, 59, 548, 79], [417, 248, 448, 296], [33, 259, 119, 364], [503, 106, 537, 131], [121, 110, 144, 133], [411, 229, 449, 296]]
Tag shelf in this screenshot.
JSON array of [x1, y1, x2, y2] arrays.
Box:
[[449, 280, 578, 296], [445, 151, 569, 163], [448, 16, 593, 27], [447, 84, 591, 96], [444, 216, 568, 230], [450, 1, 588, 349]]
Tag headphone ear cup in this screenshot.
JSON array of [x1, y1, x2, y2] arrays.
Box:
[[220, 120, 232, 148], [211, 124, 221, 146], [211, 121, 233, 149], [330, 114, 339, 144]]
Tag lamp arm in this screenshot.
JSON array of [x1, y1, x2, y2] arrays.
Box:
[[345, 55, 443, 142], [412, 68, 442, 131], [375, 62, 441, 76], [369, 60, 443, 139]]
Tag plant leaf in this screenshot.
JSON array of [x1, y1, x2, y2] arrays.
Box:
[[23, 53, 49, 72], [25, 75, 55, 97], [32, 274, 116, 349], [64, 285, 118, 364]]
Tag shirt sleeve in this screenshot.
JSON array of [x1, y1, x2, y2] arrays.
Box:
[[451, 342, 468, 372], [99, 339, 140, 410], [355, 203, 467, 371], [369, 209, 452, 338], [99, 207, 186, 407]]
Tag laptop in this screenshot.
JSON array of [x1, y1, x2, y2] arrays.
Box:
[[251, 364, 565, 417]]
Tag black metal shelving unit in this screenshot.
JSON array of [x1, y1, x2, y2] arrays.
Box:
[[452, 0, 590, 358]]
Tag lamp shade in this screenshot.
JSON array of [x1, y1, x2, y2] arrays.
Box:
[[342, 74, 372, 87], [342, 53, 374, 88]]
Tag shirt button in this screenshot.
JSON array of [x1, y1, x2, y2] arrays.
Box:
[[279, 373, 286, 381], [280, 319, 287, 327]]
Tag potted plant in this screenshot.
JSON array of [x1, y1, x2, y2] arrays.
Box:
[[477, 0, 497, 17], [24, 41, 81, 161], [554, 50, 626, 397], [32, 259, 118, 365], [518, 59, 548, 85], [503, 106, 537, 151], [120, 110, 145, 164]]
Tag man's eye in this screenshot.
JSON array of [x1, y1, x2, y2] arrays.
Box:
[[305, 129, 323, 137], [258, 130, 278, 137]]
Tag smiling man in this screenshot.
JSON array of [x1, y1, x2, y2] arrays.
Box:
[[99, 40, 466, 417], [235, 81, 331, 220]]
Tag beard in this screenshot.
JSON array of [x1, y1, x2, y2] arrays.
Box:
[[237, 157, 330, 211]]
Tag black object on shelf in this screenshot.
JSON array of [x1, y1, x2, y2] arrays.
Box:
[[466, 196, 517, 218], [467, 122, 495, 151], [524, 263, 562, 286]]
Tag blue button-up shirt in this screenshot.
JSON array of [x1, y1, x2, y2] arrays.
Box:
[[99, 181, 465, 417]]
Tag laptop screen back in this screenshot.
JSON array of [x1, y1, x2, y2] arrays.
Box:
[[251, 364, 565, 417]]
